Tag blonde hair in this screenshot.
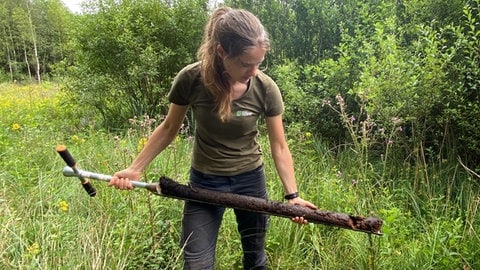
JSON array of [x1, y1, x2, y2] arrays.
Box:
[[197, 7, 270, 122]]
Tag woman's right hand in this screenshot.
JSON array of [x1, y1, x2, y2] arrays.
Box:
[[108, 168, 142, 190]]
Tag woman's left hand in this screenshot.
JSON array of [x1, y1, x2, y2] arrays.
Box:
[[287, 197, 318, 224]]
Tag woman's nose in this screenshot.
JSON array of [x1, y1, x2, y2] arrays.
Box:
[[248, 66, 258, 77]]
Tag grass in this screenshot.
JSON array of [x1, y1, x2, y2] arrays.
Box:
[[1, 82, 479, 269]]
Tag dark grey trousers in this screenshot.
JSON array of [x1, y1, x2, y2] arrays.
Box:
[[181, 165, 269, 270]]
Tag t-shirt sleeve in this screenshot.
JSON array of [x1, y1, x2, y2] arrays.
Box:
[[263, 76, 284, 117], [167, 63, 200, 106]]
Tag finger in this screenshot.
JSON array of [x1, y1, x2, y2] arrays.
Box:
[[306, 202, 318, 210], [290, 216, 306, 224], [113, 178, 126, 189], [120, 178, 132, 190], [123, 179, 134, 190], [296, 217, 304, 224], [295, 198, 317, 210], [107, 176, 118, 187]]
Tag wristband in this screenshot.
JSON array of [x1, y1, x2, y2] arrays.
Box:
[[284, 192, 299, 200]]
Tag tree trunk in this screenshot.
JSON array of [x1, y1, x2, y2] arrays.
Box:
[[158, 177, 383, 235], [32, 35, 40, 83], [23, 43, 32, 80], [26, 0, 40, 83], [6, 25, 17, 81], [5, 40, 14, 82]]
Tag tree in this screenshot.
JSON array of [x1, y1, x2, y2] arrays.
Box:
[[226, 0, 344, 64], [438, 0, 480, 165], [0, 2, 15, 81], [67, 0, 209, 128], [0, 0, 73, 82], [10, 1, 41, 82], [32, 0, 74, 76]]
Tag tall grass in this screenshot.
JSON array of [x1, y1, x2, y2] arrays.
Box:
[[1, 83, 478, 269]]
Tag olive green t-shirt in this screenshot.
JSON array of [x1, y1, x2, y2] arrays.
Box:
[[168, 62, 284, 176]]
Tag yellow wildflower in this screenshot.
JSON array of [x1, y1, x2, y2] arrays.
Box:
[[71, 135, 86, 144], [137, 137, 148, 152], [305, 132, 312, 138], [11, 123, 20, 131], [27, 242, 41, 255], [58, 200, 69, 212]]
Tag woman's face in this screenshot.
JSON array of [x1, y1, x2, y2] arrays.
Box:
[[220, 45, 266, 84]]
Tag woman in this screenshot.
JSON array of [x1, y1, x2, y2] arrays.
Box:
[[109, 6, 317, 270]]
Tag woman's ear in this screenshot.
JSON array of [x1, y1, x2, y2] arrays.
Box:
[[216, 43, 227, 59]]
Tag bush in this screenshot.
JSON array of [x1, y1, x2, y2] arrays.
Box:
[[66, 0, 209, 129]]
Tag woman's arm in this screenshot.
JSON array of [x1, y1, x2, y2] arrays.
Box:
[[109, 103, 188, 189], [265, 115, 297, 194], [129, 103, 188, 171], [266, 115, 317, 211]]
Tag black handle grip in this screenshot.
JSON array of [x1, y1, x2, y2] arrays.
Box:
[[56, 145, 76, 167], [82, 181, 97, 197], [56, 145, 97, 197]]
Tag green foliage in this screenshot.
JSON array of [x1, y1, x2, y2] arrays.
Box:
[[0, 83, 186, 269], [0, 0, 73, 82], [264, 0, 480, 167], [2, 0, 479, 165], [66, 0, 208, 128], [436, 0, 480, 165], [226, 0, 346, 64], [402, 0, 465, 28], [269, 60, 351, 144], [344, 0, 480, 165], [2, 83, 480, 269]]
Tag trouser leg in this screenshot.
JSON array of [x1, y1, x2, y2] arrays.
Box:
[[181, 201, 225, 270], [235, 209, 269, 270], [231, 165, 269, 270]]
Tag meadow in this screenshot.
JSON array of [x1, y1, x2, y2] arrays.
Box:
[[1, 83, 479, 269]]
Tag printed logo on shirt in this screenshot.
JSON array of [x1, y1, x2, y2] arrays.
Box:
[[236, 110, 255, 117]]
